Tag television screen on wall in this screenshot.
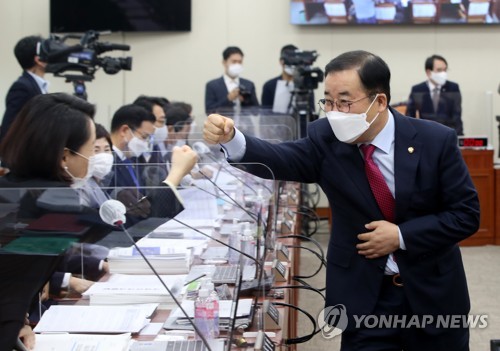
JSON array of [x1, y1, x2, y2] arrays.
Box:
[[51, 0, 191, 33], [290, 0, 499, 25]]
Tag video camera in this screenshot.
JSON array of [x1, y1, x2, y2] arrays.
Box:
[[281, 49, 323, 91], [39, 30, 132, 82]]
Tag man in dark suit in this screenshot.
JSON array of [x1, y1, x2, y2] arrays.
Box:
[[204, 46, 259, 115], [204, 50, 479, 350], [0, 35, 48, 144], [406, 54, 463, 135]]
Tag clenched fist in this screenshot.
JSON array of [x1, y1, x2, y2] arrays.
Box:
[[203, 114, 235, 145]]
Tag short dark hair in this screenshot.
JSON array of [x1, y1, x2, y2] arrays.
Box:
[[165, 105, 193, 133], [325, 50, 391, 104], [133, 95, 169, 113], [14, 35, 43, 69], [280, 44, 298, 59], [0, 93, 95, 182], [222, 46, 243, 61], [110, 104, 156, 132], [169, 101, 193, 115], [425, 55, 448, 71], [95, 123, 113, 149]]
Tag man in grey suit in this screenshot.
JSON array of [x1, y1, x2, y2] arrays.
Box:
[[204, 50, 479, 350], [204, 46, 259, 115]]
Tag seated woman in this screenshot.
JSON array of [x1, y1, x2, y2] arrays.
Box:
[[0, 93, 197, 349]]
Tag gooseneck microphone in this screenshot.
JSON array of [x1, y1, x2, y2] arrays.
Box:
[[192, 141, 270, 196], [99, 200, 213, 351], [169, 217, 261, 272]]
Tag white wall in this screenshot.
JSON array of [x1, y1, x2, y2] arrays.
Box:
[[1, 0, 499, 151]]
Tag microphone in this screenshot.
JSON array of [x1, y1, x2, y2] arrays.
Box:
[[192, 141, 211, 155], [94, 42, 131, 53], [197, 170, 258, 222], [191, 142, 260, 196], [169, 217, 261, 272], [99, 200, 213, 351]]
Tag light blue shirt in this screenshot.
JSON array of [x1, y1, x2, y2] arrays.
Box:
[[27, 71, 49, 94]]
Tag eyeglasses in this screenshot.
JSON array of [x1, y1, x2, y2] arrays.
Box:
[[318, 95, 374, 113], [131, 128, 153, 142]]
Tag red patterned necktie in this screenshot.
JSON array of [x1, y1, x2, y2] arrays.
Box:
[[360, 144, 395, 222]]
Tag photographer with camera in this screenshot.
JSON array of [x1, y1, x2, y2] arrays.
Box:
[[261, 44, 298, 112], [0, 35, 49, 147], [264, 46, 323, 138], [204, 46, 259, 115]]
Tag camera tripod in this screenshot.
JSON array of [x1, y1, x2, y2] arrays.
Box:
[[62, 74, 94, 101], [289, 88, 317, 139]]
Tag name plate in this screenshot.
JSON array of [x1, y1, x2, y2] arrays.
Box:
[[458, 136, 488, 149]]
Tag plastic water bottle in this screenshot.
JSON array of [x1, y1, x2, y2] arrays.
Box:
[[194, 288, 210, 340], [205, 282, 220, 338], [228, 221, 241, 265], [240, 222, 256, 266], [194, 286, 220, 340]]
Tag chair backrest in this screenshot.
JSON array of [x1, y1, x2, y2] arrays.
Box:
[[411, 0, 438, 23], [324, 0, 349, 23], [375, 2, 397, 23]]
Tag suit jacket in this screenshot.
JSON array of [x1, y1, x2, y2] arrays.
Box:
[[205, 76, 259, 114], [109, 153, 184, 220], [0, 71, 43, 143], [239, 109, 479, 330], [261, 76, 281, 108], [406, 80, 463, 135]]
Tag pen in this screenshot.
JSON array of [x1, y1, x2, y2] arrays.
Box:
[[183, 274, 206, 287]]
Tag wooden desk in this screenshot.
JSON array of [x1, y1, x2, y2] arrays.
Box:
[[460, 149, 495, 246], [494, 167, 500, 245]]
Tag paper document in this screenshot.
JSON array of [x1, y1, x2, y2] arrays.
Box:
[[34, 333, 131, 351], [34, 305, 154, 333]]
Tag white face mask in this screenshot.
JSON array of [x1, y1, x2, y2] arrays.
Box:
[[227, 63, 243, 78], [153, 125, 168, 144], [65, 152, 95, 189], [127, 136, 150, 157], [92, 152, 114, 180], [326, 95, 380, 144], [284, 65, 296, 76], [430, 71, 447, 86]]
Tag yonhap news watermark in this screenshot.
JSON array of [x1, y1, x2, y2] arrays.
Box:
[[317, 304, 489, 339]]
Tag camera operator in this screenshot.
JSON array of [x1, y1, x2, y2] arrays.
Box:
[[268, 47, 323, 138], [0, 35, 49, 146], [261, 44, 315, 116], [204, 46, 259, 115]]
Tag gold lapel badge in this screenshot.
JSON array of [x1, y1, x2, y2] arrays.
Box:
[[408, 147, 414, 154]]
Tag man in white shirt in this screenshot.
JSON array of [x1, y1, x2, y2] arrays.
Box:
[[204, 46, 259, 115], [406, 54, 463, 135]]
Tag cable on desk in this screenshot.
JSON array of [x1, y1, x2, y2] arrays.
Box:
[[277, 234, 326, 265], [286, 245, 325, 279], [273, 301, 318, 345]]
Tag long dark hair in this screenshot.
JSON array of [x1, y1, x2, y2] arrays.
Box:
[[0, 93, 95, 182]]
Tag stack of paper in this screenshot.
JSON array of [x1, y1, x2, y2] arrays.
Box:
[[34, 333, 131, 351], [83, 274, 185, 309], [107, 245, 192, 274], [34, 305, 157, 334]]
